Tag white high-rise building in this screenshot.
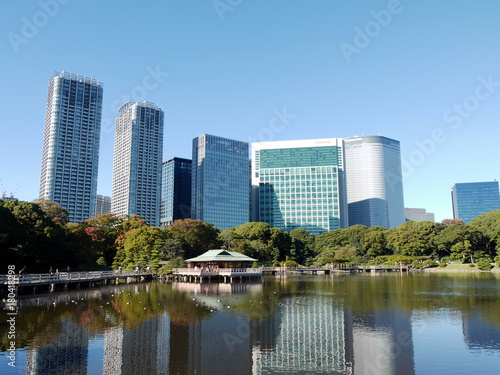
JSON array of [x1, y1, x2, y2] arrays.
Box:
[[344, 136, 405, 228], [39, 72, 103, 223], [111, 102, 164, 226]]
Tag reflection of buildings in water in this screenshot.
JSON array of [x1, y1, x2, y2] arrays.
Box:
[[103, 314, 170, 375], [169, 312, 255, 375], [462, 311, 500, 351], [25, 317, 89, 375], [253, 297, 348, 374], [172, 281, 263, 296], [344, 308, 415, 375]]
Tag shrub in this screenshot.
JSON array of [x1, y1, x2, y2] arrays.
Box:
[[476, 259, 494, 271], [468, 263, 476, 268], [438, 262, 447, 268]]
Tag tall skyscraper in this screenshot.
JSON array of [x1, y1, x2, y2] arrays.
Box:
[[192, 134, 249, 230], [252, 138, 348, 235], [95, 194, 111, 216], [160, 157, 192, 227], [39, 71, 103, 223], [111, 102, 164, 226], [344, 136, 405, 229], [451, 181, 500, 223]]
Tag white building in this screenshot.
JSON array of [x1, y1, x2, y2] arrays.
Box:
[[111, 102, 164, 226], [39, 72, 103, 223], [344, 136, 405, 228]]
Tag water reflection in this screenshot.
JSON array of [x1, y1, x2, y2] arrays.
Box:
[[1, 273, 499, 375]]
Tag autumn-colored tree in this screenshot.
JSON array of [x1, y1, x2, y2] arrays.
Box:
[[34, 198, 69, 225]]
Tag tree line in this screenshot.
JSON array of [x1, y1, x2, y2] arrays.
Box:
[[1, 199, 500, 273]]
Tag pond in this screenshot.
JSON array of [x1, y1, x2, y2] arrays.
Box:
[[1, 272, 499, 374]]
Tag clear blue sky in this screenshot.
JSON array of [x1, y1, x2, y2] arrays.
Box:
[[1, 0, 499, 222]]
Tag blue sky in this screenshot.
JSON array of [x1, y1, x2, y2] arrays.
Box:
[[1, 0, 499, 222]]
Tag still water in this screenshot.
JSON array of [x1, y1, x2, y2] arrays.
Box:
[[1, 272, 499, 375]]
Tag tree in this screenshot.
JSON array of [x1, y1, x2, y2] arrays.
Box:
[[34, 198, 69, 225], [289, 228, 316, 265], [168, 219, 221, 258], [387, 221, 445, 257], [363, 230, 390, 258], [434, 223, 488, 262], [471, 210, 500, 257], [119, 226, 171, 269]]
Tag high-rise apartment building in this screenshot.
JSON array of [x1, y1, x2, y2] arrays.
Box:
[[192, 134, 249, 230], [344, 136, 405, 229], [252, 139, 348, 235], [39, 71, 103, 223], [451, 181, 500, 223], [111, 102, 164, 226], [160, 157, 192, 227], [95, 194, 111, 216]]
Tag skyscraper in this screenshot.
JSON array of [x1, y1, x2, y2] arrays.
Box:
[[39, 71, 103, 223], [252, 138, 348, 235], [192, 134, 249, 230], [111, 102, 164, 226], [451, 181, 500, 223], [160, 157, 192, 227], [344, 136, 405, 229], [95, 194, 111, 216]]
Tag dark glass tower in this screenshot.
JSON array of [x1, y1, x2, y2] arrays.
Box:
[[192, 134, 249, 230], [160, 157, 192, 227]]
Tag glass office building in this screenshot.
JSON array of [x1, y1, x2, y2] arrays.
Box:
[[252, 139, 348, 235], [192, 134, 249, 230], [39, 71, 103, 223], [451, 181, 500, 223], [160, 157, 192, 227], [344, 136, 405, 229], [111, 102, 164, 226]]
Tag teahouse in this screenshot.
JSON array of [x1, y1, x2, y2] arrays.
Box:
[[185, 249, 257, 269]]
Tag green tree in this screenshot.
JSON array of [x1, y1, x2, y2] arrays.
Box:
[[434, 223, 487, 262], [119, 226, 171, 269], [34, 198, 69, 225], [363, 230, 389, 258], [471, 210, 500, 257], [168, 219, 221, 258], [289, 228, 316, 265], [387, 221, 445, 257]]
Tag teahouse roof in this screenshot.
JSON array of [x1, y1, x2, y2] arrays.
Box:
[[185, 249, 257, 263]]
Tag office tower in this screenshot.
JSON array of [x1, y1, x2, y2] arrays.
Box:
[[95, 194, 111, 216], [39, 71, 103, 223], [405, 208, 435, 222], [344, 136, 405, 229], [192, 134, 249, 230], [252, 138, 348, 235], [451, 181, 500, 223], [160, 157, 192, 227], [111, 102, 164, 226]]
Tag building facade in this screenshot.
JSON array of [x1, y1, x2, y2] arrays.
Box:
[[191, 134, 249, 230], [451, 181, 500, 223], [405, 208, 435, 222], [95, 195, 111, 216], [111, 102, 164, 226], [160, 157, 192, 227], [252, 138, 348, 235], [344, 136, 405, 229], [39, 71, 103, 223]]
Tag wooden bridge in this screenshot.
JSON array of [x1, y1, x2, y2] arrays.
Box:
[[1, 270, 153, 296]]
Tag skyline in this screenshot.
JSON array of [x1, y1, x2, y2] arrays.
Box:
[[2, 0, 500, 223]]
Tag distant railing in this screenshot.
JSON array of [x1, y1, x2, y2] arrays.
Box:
[[173, 268, 262, 276], [0, 270, 150, 286]]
